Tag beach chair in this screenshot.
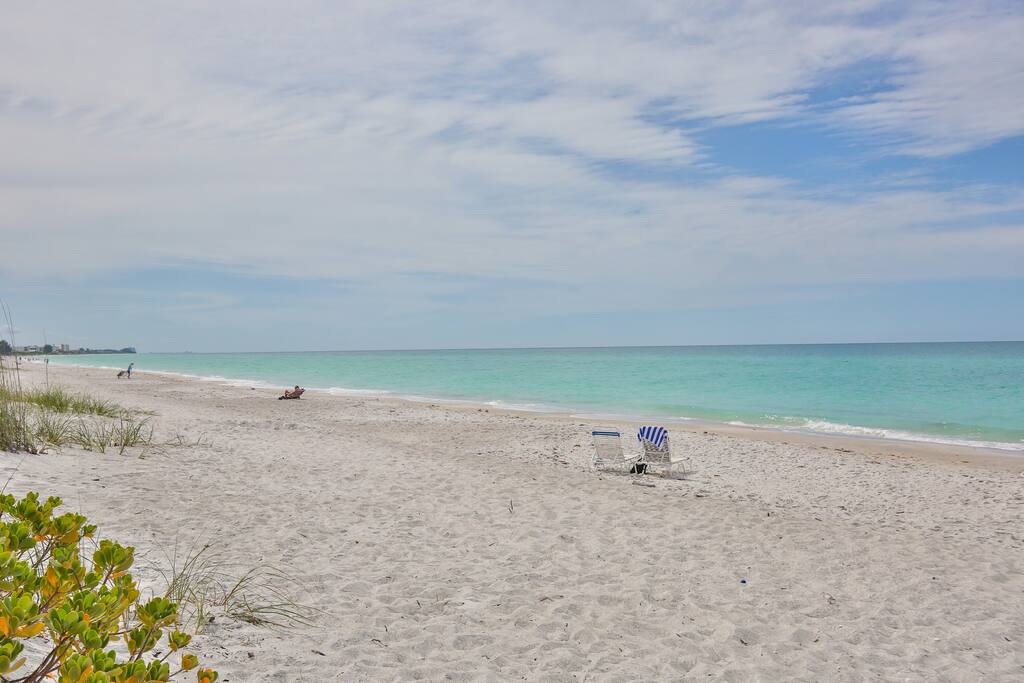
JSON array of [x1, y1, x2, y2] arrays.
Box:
[[637, 426, 687, 476], [591, 430, 638, 471]]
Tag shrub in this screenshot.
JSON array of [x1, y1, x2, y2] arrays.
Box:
[[0, 492, 219, 682]]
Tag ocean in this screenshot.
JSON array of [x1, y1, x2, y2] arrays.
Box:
[[47, 342, 1024, 451]]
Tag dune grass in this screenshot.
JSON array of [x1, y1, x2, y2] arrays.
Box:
[[1, 355, 153, 454], [56, 414, 154, 454], [0, 384, 121, 416], [33, 410, 76, 447], [0, 354, 36, 452], [160, 542, 314, 634], [0, 398, 35, 452]]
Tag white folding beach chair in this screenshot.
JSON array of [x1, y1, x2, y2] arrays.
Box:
[[637, 426, 687, 477], [591, 430, 638, 471]]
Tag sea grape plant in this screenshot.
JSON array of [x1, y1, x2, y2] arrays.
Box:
[[0, 492, 218, 682]]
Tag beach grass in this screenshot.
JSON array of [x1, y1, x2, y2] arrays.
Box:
[[0, 355, 36, 452], [0, 384, 121, 416], [33, 410, 76, 447], [2, 302, 134, 452], [1, 357, 155, 454], [0, 398, 34, 452], [160, 542, 314, 634], [70, 418, 116, 453], [0, 325, 162, 453], [62, 415, 154, 454], [112, 414, 154, 454]]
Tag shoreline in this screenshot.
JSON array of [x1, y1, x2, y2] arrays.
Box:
[[38, 356, 1024, 468]]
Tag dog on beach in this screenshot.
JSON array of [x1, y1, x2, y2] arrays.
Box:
[[116, 370, 126, 378]]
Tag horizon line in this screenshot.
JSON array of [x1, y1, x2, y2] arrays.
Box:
[[81, 339, 1024, 355]]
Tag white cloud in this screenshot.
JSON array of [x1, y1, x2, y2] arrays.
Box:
[[0, 0, 1022, 325], [831, 7, 1024, 155]]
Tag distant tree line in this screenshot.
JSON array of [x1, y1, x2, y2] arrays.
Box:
[[0, 341, 135, 355]]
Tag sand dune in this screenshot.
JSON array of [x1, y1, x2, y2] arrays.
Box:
[[3, 363, 1022, 681]]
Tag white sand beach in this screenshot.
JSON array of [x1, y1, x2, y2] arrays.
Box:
[[4, 362, 1023, 681]]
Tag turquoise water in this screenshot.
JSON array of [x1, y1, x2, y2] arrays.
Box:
[[48, 343, 1024, 451]]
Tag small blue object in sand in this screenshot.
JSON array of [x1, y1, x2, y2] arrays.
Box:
[[740, 579, 747, 584]]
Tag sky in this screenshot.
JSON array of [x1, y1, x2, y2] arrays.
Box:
[[1, 0, 1022, 351]]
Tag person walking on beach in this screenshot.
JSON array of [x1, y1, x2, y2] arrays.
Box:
[[126, 362, 134, 379]]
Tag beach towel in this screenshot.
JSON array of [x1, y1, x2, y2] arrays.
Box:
[[637, 425, 668, 448]]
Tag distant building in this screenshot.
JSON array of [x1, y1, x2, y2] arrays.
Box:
[[9, 343, 132, 355]]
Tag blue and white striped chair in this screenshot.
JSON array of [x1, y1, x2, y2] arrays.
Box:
[[637, 426, 686, 476]]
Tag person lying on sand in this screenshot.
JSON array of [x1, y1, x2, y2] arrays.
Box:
[[279, 385, 305, 400]]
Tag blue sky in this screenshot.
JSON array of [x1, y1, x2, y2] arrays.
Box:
[[1, 1, 1022, 351]]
